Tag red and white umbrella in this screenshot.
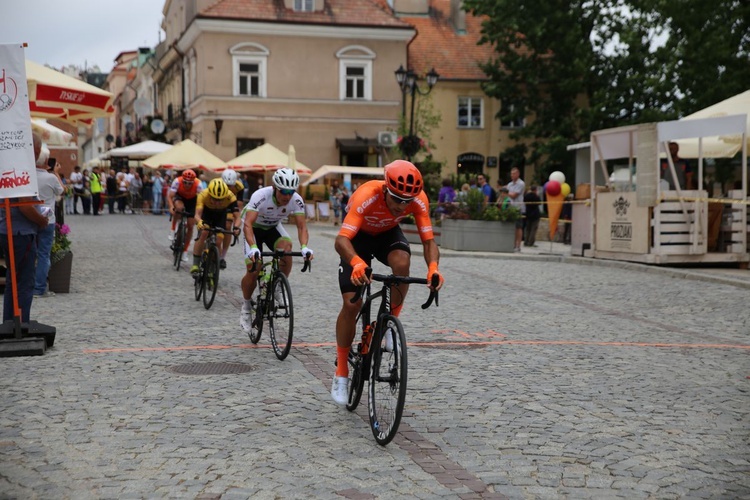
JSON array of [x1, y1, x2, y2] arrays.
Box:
[[26, 60, 114, 124]]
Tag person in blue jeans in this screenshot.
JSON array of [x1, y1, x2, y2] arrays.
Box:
[[0, 133, 50, 322], [33, 154, 64, 297]]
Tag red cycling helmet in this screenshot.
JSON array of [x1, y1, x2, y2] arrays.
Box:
[[384, 160, 423, 198], [181, 169, 196, 181]]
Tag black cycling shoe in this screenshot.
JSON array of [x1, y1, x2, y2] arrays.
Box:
[[219, 259, 227, 269]]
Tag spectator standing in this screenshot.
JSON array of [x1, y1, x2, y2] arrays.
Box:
[[151, 171, 164, 215], [106, 169, 118, 214], [497, 187, 511, 209], [117, 172, 129, 213], [339, 186, 350, 224], [660, 141, 692, 190], [33, 153, 64, 297], [330, 180, 343, 225], [129, 171, 143, 214], [61, 173, 74, 215], [1, 133, 50, 321], [523, 185, 541, 247], [70, 165, 84, 214], [89, 166, 103, 216], [476, 174, 494, 207], [437, 178, 456, 220], [142, 172, 153, 214], [80, 169, 92, 215], [506, 167, 526, 252]]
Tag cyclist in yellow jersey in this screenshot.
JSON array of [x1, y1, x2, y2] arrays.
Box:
[[220, 169, 245, 269], [190, 178, 241, 274]]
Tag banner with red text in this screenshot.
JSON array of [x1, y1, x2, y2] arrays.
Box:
[[0, 43, 38, 198]]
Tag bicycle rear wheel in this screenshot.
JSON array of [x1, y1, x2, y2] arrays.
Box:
[[368, 315, 407, 446], [173, 221, 184, 270], [268, 273, 293, 360], [202, 245, 220, 310], [194, 265, 203, 301]]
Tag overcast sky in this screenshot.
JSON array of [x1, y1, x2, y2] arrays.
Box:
[[1, 0, 165, 71]]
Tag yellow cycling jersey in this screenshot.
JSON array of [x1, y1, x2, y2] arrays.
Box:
[[196, 189, 239, 214]]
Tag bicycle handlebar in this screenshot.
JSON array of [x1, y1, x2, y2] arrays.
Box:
[[350, 268, 439, 309], [249, 250, 312, 273]]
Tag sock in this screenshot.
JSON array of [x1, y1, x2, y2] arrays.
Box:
[[243, 299, 253, 311], [335, 346, 350, 377], [193, 255, 200, 266]]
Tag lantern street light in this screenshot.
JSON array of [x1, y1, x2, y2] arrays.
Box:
[[394, 65, 439, 161]]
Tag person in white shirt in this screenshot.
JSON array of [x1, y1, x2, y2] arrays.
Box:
[[33, 149, 64, 297], [70, 165, 84, 214], [506, 167, 526, 252]]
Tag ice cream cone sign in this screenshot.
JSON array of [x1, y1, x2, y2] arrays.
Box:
[[546, 172, 566, 240]]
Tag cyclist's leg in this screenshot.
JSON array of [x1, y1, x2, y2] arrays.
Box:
[[222, 215, 233, 259], [376, 226, 412, 316], [272, 224, 293, 277], [191, 228, 209, 271], [172, 198, 185, 235], [334, 232, 374, 378], [183, 198, 198, 254], [240, 227, 271, 302]]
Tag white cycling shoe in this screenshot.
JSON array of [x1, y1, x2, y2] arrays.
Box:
[[330, 376, 349, 406]]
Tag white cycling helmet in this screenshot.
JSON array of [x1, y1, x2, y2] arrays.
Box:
[[221, 169, 239, 186], [272, 168, 299, 190]]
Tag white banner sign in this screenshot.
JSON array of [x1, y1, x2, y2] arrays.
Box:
[[0, 43, 37, 198]]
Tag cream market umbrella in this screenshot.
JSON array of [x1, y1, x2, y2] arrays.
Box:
[[142, 139, 227, 172], [26, 60, 114, 124], [677, 89, 750, 158], [106, 140, 172, 160], [226, 143, 312, 176], [31, 118, 72, 145]]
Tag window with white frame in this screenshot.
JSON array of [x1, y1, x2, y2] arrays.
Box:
[[336, 45, 375, 101], [294, 0, 314, 11], [500, 102, 525, 128], [458, 97, 483, 128], [230, 43, 269, 98]]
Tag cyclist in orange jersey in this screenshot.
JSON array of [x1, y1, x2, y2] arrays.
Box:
[[330, 159, 444, 405], [167, 169, 202, 262]]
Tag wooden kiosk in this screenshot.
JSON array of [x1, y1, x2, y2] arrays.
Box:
[[587, 115, 748, 265]]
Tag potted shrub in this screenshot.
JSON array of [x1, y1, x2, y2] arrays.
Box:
[[441, 188, 521, 252], [48, 223, 73, 293]]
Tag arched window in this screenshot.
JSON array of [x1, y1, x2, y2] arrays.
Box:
[[336, 45, 375, 101], [230, 42, 270, 97]]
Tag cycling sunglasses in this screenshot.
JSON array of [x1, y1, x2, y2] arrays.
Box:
[[387, 188, 414, 205], [278, 188, 296, 196]]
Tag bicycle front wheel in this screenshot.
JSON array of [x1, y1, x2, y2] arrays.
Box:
[[202, 245, 220, 310], [173, 221, 184, 270], [346, 348, 367, 412], [268, 273, 293, 360], [368, 315, 407, 446]]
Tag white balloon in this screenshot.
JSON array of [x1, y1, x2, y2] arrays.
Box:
[[549, 171, 566, 184]]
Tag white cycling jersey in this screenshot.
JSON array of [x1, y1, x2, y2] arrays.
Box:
[[242, 186, 305, 228]]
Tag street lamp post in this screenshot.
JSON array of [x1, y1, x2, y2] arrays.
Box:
[[394, 65, 439, 161]]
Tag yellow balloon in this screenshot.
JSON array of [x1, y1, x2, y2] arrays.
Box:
[[561, 182, 571, 197]]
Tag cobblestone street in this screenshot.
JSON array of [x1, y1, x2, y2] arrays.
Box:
[[1, 213, 748, 499]]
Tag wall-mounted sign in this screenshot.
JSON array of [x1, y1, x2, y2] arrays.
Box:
[[457, 152, 485, 164], [487, 156, 497, 168]]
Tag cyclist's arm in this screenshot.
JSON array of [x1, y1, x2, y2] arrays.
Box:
[[243, 210, 260, 247], [334, 235, 358, 264], [422, 238, 439, 269], [194, 206, 204, 228], [231, 207, 242, 230], [293, 213, 309, 248]]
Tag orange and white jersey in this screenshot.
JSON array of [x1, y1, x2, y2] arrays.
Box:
[[170, 177, 201, 199], [338, 180, 434, 241]]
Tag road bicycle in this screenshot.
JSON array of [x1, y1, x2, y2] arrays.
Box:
[[193, 225, 238, 310], [170, 209, 192, 271], [248, 250, 311, 360], [346, 269, 439, 446]]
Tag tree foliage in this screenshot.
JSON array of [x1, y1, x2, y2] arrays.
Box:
[[463, 0, 750, 177]]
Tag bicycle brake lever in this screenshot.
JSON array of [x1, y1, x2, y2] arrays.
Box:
[[301, 259, 311, 273]]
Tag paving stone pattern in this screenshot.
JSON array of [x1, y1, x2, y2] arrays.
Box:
[[0, 213, 748, 499]]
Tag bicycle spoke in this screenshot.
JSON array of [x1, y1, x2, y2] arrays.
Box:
[[369, 316, 407, 446]]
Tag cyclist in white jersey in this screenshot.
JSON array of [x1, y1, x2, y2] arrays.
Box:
[[240, 168, 314, 333]]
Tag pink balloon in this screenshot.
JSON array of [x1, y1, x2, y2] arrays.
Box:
[[546, 180, 561, 196]]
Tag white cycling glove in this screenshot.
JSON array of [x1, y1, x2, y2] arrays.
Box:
[[301, 246, 314, 259], [245, 244, 261, 263]]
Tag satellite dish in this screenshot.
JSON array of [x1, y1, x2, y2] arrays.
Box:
[[151, 119, 165, 134], [134, 97, 152, 116]]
